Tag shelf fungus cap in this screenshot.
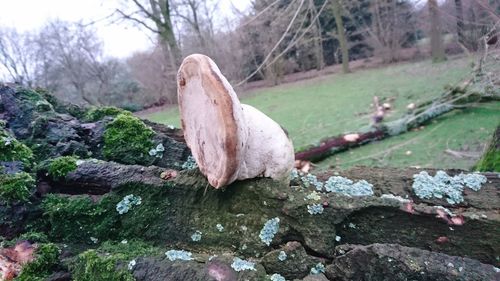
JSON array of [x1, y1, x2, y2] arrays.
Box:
[[177, 54, 294, 188]]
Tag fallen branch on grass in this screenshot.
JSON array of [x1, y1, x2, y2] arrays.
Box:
[[295, 51, 500, 162]]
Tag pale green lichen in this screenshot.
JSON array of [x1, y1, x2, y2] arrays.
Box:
[[191, 230, 202, 242], [300, 173, 323, 190], [412, 171, 487, 204], [231, 257, 256, 271], [216, 224, 224, 232], [148, 143, 165, 158], [278, 251, 287, 261], [181, 156, 198, 170], [324, 176, 374, 196], [307, 204, 324, 215], [116, 194, 142, 214], [305, 191, 321, 201], [270, 273, 286, 281], [310, 263, 325, 275], [165, 250, 193, 261], [259, 217, 280, 246]]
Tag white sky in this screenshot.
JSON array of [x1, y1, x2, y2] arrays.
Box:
[[0, 0, 251, 58]]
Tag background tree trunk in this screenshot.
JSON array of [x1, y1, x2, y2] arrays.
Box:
[[429, 0, 446, 62], [332, 0, 350, 73], [454, 0, 465, 46], [151, 0, 182, 68]]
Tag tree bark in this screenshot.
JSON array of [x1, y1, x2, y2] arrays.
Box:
[[310, 0, 325, 71], [332, 0, 350, 73], [429, 0, 446, 62], [454, 0, 465, 46], [155, 0, 182, 68]]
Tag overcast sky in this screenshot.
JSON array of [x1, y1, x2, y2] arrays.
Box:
[[0, 0, 251, 58]]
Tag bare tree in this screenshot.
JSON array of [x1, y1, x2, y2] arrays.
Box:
[[127, 46, 175, 104], [35, 21, 104, 104], [117, 0, 180, 68], [170, 0, 216, 49], [0, 28, 36, 86], [364, 0, 417, 63]]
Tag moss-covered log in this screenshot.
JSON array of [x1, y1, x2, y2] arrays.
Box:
[[0, 85, 189, 168], [15, 161, 498, 266]]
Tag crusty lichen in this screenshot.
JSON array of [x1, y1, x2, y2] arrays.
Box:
[[412, 170, 487, 204], [103, 114, 154, 165]]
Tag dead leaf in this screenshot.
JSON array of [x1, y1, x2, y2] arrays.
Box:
[[160, 170, 178, 180]]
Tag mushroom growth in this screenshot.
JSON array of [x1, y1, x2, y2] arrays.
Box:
[[177, 54, 294, 188]]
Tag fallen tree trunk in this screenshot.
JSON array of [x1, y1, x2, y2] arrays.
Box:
[[295, 83, 500, 162], [3, 161, 499, 280], [295, 59, 500, 162]]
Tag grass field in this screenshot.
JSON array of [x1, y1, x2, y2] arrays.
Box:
[[142, 56, 499, 171]]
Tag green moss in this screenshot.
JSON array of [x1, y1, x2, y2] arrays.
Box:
[[0, 172, 35, 203], [38, 181, 175, 244], [69, 240, 161, 281], [114, 184, 172, 241], [475, 150, 500, 172], [70, 250, 135, 281], [35, 100, 53, 112], [1, 231, 49, 248], [35, 88, 88, 118], [16, 88, 45, 103], [475, 127, 499, 172], [103, 114, 154, 165], [40, 194, 119, 242], [15, 243, 60, 281], [17, 231, 50, 244], [48, 156, 78, 179], [98, 240, 162, 260], [0, 129, 34, 167], [84, 107, 131, 122]]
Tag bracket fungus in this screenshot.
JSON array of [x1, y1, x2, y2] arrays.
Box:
[[177, 54, 294, 188]]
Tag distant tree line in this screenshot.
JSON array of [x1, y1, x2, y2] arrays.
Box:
[[0, 0, 498, 109]]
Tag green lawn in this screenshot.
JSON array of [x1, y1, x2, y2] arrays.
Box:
[[142, 56, 499, 170]]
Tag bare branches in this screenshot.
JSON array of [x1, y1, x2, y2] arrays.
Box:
[[236, 0, 306, 86], [115, 9, 160, 34]]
